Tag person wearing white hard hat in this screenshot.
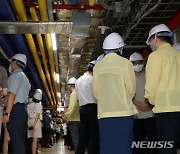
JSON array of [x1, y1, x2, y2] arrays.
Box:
[[64, 77, 80, 150], [75, 60, 99, 154], [129, 52, 157, 154], [27, 89, 43, 154], [93, 33, 136, 154], [145, 24, 180, 154], [2, 53, 31, 154]]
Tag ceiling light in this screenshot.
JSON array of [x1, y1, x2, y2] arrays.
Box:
[[51, 33, 57, 50], [56, 73, 60, 83]]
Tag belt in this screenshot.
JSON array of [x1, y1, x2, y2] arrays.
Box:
[[15, 102, 25, 105]]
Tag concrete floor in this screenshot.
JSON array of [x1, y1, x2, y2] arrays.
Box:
[[40, 141, 180, 154], [40, 140, 74, 154]]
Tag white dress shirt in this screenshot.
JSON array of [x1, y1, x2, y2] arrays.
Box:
[[75, 71, 96, 106]]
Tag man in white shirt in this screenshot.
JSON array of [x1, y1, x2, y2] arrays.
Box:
[[75, 61, 99, 154]]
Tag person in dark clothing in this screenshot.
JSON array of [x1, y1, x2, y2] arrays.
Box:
[[42, 110, 52, 148]]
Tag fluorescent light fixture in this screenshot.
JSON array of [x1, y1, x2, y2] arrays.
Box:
[[51, 33, 57, 50], [57, 92, 61, 98], [56, 73, 60, 83]]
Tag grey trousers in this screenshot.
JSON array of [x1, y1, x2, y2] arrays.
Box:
[[68, 121, 80, 150]]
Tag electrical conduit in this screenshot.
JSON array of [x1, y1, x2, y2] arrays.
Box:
[[30, 7, 56, 105], [37, 0, 58, 103]]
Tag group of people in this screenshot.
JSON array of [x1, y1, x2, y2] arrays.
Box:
[[64, 23, 180, 154], [0, 53, 44, 154]]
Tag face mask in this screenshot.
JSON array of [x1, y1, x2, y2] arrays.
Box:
[[150, 44, 156, 51], [133, 64, 144, 72], [9, 66, 12, 74]]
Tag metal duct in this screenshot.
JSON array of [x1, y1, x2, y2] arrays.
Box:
[[11, 0, 54, 105], [38, 0, 58, 103], [30, 7, 56, 105], [0, 0, 50, 106], [0, 21, 71, 34]]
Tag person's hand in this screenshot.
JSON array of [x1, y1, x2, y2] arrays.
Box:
[[63, 116, 68, 122], [3, 115, 9, 123], [137, 102, 150, 111]]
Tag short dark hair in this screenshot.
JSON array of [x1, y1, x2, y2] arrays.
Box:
[[150, 31, 173, 45], [157, 36, 172, 45]]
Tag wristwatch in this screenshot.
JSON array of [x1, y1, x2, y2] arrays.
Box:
[[3, 112, 10, 117]]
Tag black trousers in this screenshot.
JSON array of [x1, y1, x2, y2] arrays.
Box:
[[75, 104, 99, 154], [7, 103, 28, 154], [156, 112, 180, 154], [133, 117, 158, 154], [43, 128, 51, 147]]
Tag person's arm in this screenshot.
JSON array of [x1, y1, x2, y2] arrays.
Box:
[[64, 92, 78, 120], [33, 113, 40, 128], [1, 67, 8, 97], [124, 62, 136, 98], [33, 104, 42, 127], [75, 80, 79, 100], [3, 73, 21, 123], [92, 68, 98, 99], [0, 88, 8, 97], [3, 92, 16, 123], [145, 53, 161, 105]]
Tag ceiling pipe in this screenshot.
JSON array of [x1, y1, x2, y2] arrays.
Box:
[[0, 0, 50, 106], [12, 0, 54, 105], [37, 0, 58, 103], [25, 0, 104, 10], [30, 7, 57, 105], [89, 0, 96, 7]]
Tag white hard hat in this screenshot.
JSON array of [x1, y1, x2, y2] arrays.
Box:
[[103, 33, 125, 50], [173, 43, 180, 50], [97, 54, 104, 61], [146, 24, 172, 45], [46, 110, 50, 114], [68, 77, 76, 85], [11, 53, 27, 66], [129, 52, 143, 61], [33, 89, 42, 100]]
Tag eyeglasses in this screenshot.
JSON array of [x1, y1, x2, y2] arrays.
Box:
[[132, 60, 143, 66]]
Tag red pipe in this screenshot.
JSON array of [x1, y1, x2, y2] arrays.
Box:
[[26, 0, 36, 8], [166, 9, 180, 31], [26, 0, 104, 10], [52, 4, 104, 10]]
